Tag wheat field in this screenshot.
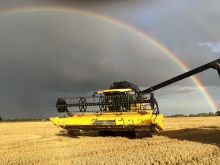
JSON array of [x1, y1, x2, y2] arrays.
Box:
[[0, 117, 219, 165]]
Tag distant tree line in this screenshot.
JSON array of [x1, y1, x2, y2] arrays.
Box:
[[0, 117, 49, 122], [4, 118, 49, 122], [167, 112, 220, 117]]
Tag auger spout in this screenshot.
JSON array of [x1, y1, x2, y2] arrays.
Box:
[[142, 59, 220, 94]]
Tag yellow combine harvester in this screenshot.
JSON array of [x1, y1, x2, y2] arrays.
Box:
[[50, 59, 220, 137]]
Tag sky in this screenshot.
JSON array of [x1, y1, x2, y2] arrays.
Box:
[[0, 0, 220, 119]]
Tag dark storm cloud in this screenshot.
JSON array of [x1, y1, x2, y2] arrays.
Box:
[[0, 0, 220, 119], [0, 11, 183, 118]]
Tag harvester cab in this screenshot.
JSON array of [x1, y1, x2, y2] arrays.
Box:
[[50, 59, 220, 138], [94, 81, 159, 114]]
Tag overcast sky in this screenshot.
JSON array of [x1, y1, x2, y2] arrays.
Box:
[[0, 0, 219, 119]]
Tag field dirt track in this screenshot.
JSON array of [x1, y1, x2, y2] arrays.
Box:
[[0, 117, 219, 165]]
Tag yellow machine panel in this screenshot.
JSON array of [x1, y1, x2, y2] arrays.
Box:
[[50, 112, 163, 130]]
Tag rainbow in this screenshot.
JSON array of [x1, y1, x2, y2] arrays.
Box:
[[0, 6, 217, 112]]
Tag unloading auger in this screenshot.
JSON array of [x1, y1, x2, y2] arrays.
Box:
[[50, 59, 220, 137]]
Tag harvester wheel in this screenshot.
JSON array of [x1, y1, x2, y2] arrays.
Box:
[[67, 130, 76, 136], [134, 129, 152, 138]]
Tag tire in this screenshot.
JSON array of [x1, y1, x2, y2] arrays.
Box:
[[67, 130, 76, 136], [134, 129, 153, 138]]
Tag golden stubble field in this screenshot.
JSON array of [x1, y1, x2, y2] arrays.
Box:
[[0, 117, 219, 165]]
